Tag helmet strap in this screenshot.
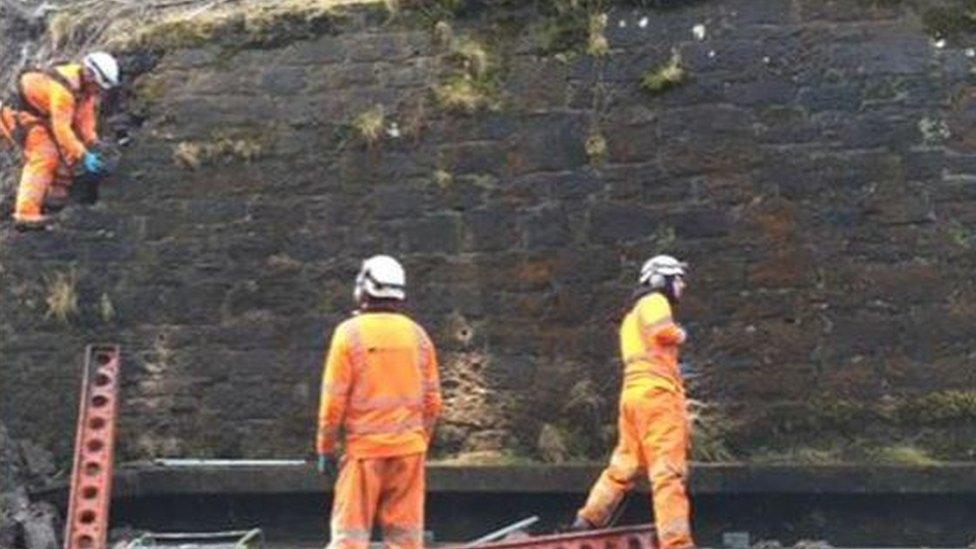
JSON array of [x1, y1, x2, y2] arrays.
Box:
[[661, 275, 681, 306]]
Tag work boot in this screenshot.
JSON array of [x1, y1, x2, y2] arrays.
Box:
[[13, 213, 51, 232], [568, 515, 596, 532]]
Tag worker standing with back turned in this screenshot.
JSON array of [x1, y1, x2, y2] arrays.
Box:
[[0, 52, 119, 230], [316, 255, 442, 549], [571, 255, 695, 549]]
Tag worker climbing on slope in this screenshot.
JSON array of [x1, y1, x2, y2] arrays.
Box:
[[0, 52, 120, 230], [571, 255, 696, 549], [316, 255, 443, 549]]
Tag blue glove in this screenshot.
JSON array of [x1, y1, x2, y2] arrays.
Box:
[[316, 454, 338, 477], [83, 151, 106, 174]]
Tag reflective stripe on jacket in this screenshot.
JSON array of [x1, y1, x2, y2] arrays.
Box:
[[317, 312, 442, 458]]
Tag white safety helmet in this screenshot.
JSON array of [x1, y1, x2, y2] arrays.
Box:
[[639, 254, 687, 289], [354, 255, 406, 302], [83, 52, 120, 90]]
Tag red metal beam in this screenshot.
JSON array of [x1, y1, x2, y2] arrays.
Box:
[[470, 524, 658, 548], [64, 345, 122, 549]]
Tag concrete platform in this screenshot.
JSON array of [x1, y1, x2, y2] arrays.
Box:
[[104, 462, 976, 498]]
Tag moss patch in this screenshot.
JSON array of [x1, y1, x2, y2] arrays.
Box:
[[435, 450, 537, 466], [433, 35, 501, 113], [105, 0, 379, 52], [129, 73, 169, 120], [173, 131, 266, 169], [641, 52, 686, 95], [897, 390, 976, 426], [352, 105, 387, 145], [867, 445, 939, 466], [585, 131, 608, 165], [587, 12, 610, 57]]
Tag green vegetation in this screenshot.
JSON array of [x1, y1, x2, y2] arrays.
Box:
[[689, 399, 736, 462], [947, 220, 975, 249], [537, 423, 571, 463], [173, 132, 265, 170], [641, 53, 686, 95], [752, 447, 842, 465], [102, 0, 375, 52], [585, 131, 608, 165], [554, 380, 615, 460], [432, 169, 454, 187], [129, 74, 168, 120], [435, 450, 538, 466], [751, 443, 941, 466], [922, 1, 976, 38], [434, 76, 496, 112], [534, 0, 606, 55], [587, 12, 610, 56], [433, 20, 455, 46], [99, 292, 116, 323], [897, 390, 976, 425], [651, 225, 677, 250], [434, 36, 500, 113], [867, 445, 939, 466], [352, 105, 387, 145], [44, 269, 79, 324]]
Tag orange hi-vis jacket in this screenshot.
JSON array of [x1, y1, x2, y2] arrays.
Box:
[[317, 312, 442, 459], [620, 292, 687, 394], [19, 63, 99, 164]]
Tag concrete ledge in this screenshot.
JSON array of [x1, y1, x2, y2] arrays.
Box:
[[106, 463, 976, 499]]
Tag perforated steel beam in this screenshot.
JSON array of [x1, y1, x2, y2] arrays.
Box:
[[64, 345, 122, 549]]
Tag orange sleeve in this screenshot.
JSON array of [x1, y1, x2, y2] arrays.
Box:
[[653, 323, 686, 346], [420, 329, 442, 436], [637, 294, 686, 347], [49, 85, 87, 163], [76, 93, 99, 146], [317, 323, 353, 454]]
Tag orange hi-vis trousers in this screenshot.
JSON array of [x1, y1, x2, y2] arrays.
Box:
[[578, 386, 694, 549], [15, 125, 71, 223], [329, 452, 425, 549]]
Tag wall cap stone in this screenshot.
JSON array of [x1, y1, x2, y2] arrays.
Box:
[[54, 463, 976, 498]]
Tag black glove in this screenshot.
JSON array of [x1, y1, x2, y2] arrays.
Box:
[[316, 453, 338, 477]]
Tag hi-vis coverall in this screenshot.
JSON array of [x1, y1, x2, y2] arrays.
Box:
[[578, 292, 694, 549], [10, 64, 99, 223], [317, 312, 442, 549]]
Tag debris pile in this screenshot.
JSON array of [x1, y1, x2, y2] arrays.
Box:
[[0, 424, 61, 549]]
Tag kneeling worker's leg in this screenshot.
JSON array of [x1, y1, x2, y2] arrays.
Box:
[[644, 394, 694, 549], [15, 129, 59, 223], [377, 453, 425, 549], [328, 458, 381, 549]]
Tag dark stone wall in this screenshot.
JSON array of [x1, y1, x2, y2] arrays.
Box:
[[2, 0, 975, 463]]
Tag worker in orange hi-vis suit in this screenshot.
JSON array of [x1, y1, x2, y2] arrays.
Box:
[[316, 255, 442, 549], [572, 255, 695, 549], [6, 52, 120, 229]]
